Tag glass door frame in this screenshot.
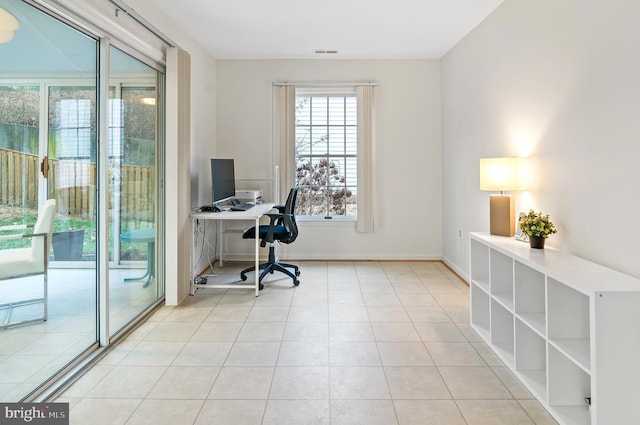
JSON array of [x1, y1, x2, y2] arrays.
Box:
[[98, 39, 166, 345]]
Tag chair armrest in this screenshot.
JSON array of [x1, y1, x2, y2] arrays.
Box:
[[0, 224, 28, 232], [0, 234, 25, 241], [0, 224, 31, 241], [262, 213, 283, 246], [0, 231, 46, 241], [263, 213, 297, 244]]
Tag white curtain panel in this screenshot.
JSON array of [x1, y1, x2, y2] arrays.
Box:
[[356, 85, 374, 233], [273, 85, 296, 204]]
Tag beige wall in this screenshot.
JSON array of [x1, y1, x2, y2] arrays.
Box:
[[442, 0, 640, 279], [216, 60, 443, 260]]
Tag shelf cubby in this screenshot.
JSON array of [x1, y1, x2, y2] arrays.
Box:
[[515, 318, 547, 401], [548, 277, 590, 372], [548, 345, 591, 425], [490, 299, 514, 366], [470, 283, 490, 340], [470, 238, 490, 292], [490, 249, 514, 310], [514, 260, 546, 337]]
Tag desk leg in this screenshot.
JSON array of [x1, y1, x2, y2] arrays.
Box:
[[254, 216, 260, 297], [190, 218, 195, 295], [218, 221, 224, 268]]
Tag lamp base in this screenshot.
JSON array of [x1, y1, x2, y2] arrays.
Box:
[[490, 194, 515, 237]]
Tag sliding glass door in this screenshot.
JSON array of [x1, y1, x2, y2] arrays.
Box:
[[0, 0, 164, 401], [108, 47, 163, 335], [0, 0, 99, 401]]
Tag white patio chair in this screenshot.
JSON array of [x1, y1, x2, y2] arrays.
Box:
[[0, 199, 56, 329]]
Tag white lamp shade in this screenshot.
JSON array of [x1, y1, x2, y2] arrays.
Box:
[[480, 157, 527, 191]]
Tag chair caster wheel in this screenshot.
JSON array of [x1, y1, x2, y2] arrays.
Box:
[[295, 270, 301, 277], [293, 279, 300, 286], [259, 283, 264, 290], [241, 274, 247, 281]]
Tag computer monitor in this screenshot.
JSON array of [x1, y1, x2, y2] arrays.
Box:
[[210, 158, 236, 205]]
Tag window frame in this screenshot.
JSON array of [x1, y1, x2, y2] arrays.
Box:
[[294, 88, 358, 220]]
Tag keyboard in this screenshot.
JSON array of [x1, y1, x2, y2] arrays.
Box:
[[230, 203, 254, 211]]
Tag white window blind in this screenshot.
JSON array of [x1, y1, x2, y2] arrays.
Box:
[[295, 91, 357, 218]]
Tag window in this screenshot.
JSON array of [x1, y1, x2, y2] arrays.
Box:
[[295, 92, 357, 218], [274, 84, 374, 231]]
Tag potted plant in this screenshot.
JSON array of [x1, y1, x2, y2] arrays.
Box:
[[518, 210, 557, 249], [52, 228, 84, 260]]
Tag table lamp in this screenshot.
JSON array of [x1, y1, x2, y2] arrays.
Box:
[[480, 157, 526, 237]]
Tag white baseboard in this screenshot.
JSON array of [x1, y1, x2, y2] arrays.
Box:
[[441, 255, 469, 283], [220, 253, 443, 262]]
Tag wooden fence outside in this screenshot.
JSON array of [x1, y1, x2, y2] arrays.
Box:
[[0, 148, 155, 221]]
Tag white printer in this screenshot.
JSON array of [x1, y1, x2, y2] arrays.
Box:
[[235, 189, 263, 204]]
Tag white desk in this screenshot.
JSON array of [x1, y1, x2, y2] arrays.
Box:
[[190, 202, 275, 296]]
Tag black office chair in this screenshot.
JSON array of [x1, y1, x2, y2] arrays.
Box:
[[240, 186, 301, 290]]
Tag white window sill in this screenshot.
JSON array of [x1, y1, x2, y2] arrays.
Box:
[[297, 216, 357, 223]]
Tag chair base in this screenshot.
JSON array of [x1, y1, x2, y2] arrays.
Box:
[[0, 270, 48, 330], [240, 246, 300, 290], [0, 297, 47, 330]]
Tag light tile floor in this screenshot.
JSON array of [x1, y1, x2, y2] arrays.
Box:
[[57, 261, 559, 425], [0, 267, 158, 401]]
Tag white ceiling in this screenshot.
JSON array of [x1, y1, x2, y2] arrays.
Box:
[[147, 0, 503, 59]]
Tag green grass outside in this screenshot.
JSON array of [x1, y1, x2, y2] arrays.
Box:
[[0, 206, 149, 260]]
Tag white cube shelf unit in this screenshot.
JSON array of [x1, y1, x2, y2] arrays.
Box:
[[469, 232, 640, 425]]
